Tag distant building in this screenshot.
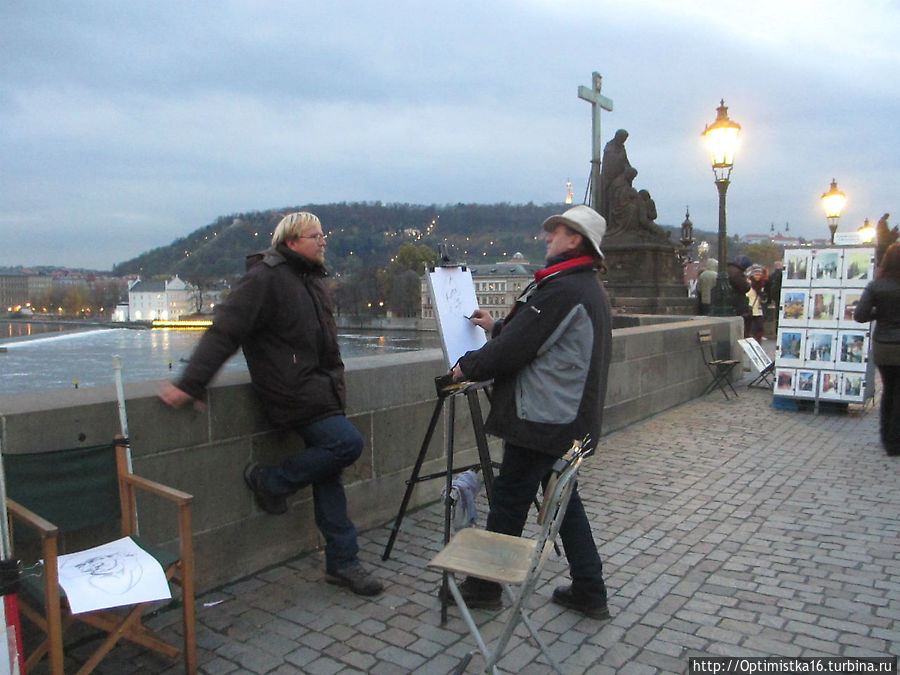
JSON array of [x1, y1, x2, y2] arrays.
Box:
[[127, 275, 196, 321], [741, 233, 773, 245], [420, 252, 540, 321], [0, 270, 29, 310], [770, 233, 801, 247], [739, 232, 803, 247]]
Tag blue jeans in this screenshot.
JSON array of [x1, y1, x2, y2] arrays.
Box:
[[486, 442, 607, 599], [259, 415, 363, 573]]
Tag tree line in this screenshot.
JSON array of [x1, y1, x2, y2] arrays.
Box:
[[112, 202, 565, 318]]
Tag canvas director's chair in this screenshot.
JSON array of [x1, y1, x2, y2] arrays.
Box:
[[4, 435, 196, 674], [698, 329, 740, 400], [427, 439, 592, 675]]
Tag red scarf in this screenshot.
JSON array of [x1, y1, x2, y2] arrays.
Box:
[[534, 256, 595, 283]]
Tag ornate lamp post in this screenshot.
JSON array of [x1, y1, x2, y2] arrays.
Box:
[[821, 179, 847, 244], [702, 99, 741, 316]]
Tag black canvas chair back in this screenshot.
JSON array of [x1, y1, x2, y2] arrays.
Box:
[[6, 443, 121, 539]]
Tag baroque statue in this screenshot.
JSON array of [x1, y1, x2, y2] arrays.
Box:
[[598, 129, 668, 242]]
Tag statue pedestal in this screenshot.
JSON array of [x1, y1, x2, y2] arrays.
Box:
[[602, 242, 696, 315]]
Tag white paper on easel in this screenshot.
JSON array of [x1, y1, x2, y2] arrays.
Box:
[[427, 267, 487, 368], [56, 537, 171, 614]]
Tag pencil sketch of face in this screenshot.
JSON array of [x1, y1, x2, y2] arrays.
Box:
[[444, 276, 462, 314], [73, 552, 144, 595]]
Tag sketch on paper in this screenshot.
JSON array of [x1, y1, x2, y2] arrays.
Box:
[[57, 537, 171, 614], [427, 266, 487, 368]]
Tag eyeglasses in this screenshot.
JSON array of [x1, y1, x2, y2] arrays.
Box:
[[297, 233, 327, 243]]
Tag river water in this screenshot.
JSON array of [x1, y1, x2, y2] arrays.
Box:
[[0, 322, 440, 396]]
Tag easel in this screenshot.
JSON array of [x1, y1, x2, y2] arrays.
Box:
[[381, 376, 497, 623]]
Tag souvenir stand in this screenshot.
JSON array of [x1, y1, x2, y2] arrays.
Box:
[[773, 245, 876, 411]]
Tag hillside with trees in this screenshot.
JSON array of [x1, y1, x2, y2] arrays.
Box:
[[112, 201, 692, 317], [112, 202, 573, 316]]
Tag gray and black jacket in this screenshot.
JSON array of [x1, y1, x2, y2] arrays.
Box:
[[457, 256, 612, 458]]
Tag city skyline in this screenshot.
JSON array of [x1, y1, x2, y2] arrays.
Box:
[[2, 0, 897, 269]]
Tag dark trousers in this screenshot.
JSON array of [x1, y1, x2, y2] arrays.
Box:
[[260, 415, 363, 572], [486, 442, 607, 599], [878, 364, 900, 455]]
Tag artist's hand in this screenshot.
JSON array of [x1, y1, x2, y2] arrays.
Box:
[[450, 364, 466, 382], [158, 383, 206, 411], [467, 309, 494, 332]]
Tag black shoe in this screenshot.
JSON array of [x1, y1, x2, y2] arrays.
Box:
[[243, 463, 288, 515], [552, 585, 610, 620], [325, 563, 383, 596], [440, 577, 502, 610]]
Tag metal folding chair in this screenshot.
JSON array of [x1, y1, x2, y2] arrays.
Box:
[[698, 329, 739, 399], [427, 439, 591, 675]]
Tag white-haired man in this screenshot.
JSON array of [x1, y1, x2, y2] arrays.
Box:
[[159, 211, 382, 596], [449, 204, 612, 618]]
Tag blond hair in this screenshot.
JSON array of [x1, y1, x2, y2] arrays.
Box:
[[272, 212, 321, 247]]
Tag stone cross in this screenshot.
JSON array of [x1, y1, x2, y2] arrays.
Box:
[[578, 72, 614, 211]]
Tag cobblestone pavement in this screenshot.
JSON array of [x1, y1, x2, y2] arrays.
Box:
[[58, 366, 900, 674]]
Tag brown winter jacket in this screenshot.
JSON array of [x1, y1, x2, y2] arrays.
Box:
[[177, 244, 345, 428]]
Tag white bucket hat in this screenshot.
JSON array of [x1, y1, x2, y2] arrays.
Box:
[[541, 204, 606, 258]]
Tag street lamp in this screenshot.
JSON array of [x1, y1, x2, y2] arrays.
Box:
[[702, 99, 741, 316], [821, 179, 847, 244], [859, 218, 876, 244]]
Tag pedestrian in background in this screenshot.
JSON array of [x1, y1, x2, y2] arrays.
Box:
[[745, 264, 768, 341], [697, 258, 718, 315], [854, 242, 900, 456], [727, 255, 752, 320], [765, 260, 784, 334]]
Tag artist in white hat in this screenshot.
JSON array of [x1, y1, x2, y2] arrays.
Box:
[[448, 204, 612, 619]]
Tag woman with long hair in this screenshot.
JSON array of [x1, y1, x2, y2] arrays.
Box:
[[855, 242, 900, 456]]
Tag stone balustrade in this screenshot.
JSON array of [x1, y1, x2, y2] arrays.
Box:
[[0, 316, 741, 593]]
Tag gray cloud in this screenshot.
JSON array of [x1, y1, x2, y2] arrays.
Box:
[[1, 0, 897, 268]]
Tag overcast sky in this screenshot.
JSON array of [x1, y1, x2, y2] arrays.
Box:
[[2, 0, 898, 270]]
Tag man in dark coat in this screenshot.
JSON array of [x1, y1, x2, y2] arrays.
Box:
[[728, 254, 752, 318], [449, 204, 612, 619], [159, 211, 382, 596]]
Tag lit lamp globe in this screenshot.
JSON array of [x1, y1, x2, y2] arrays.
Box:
[[821, 179, 847, 244], [703, 99, 741, 182], [859, 218, 876, 244], [702, 99, 741, 316]]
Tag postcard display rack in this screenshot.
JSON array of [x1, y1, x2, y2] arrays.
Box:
[[774, 246, 876, 407]]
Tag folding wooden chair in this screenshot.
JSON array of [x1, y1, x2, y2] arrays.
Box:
[[698, 329, 739, 400], [4, 436, 196, 674], [427, 439, 591, 675]]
